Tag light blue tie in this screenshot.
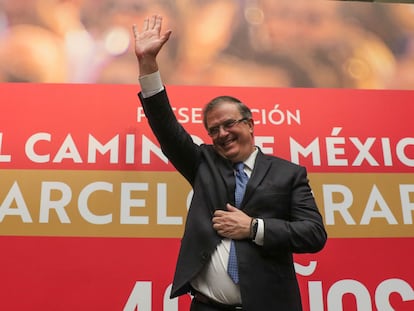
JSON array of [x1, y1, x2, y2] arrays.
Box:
[[227, 162, 249, 283]]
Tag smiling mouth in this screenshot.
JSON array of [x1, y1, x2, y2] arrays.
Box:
[[220, 137, 237, 148]]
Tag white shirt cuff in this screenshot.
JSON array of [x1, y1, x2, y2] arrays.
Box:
[[253, 218, 264, 246], [139, 71, 164, 98]]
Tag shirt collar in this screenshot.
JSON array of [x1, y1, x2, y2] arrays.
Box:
[[243, 147, 258, 172]]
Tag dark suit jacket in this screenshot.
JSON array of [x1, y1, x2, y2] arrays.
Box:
[[139, 89, 327, 311]]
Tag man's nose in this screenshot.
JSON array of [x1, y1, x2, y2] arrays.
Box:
[[217, 126, 229, 137]]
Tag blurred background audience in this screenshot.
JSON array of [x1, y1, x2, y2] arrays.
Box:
[[0, 0, 413, 89]]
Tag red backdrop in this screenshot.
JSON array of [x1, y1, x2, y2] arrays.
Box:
[[0, 83, 413, 310]]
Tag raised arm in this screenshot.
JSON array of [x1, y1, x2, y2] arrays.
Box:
[[132, 15, 172, 76]]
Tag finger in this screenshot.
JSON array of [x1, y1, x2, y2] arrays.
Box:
[[214, 212, 229, 220], [154, 15, 162, 31], [213, 224, 227, 235], [143, 17, 149, 31], [212, 215, 226, 225], [132, 24, 138, 39], [213, 210, 225, 216], [214, 225, 228, 235], [226, 203, 238, 212], [149, 14, 157, 29], [160, 29, 172, 46]]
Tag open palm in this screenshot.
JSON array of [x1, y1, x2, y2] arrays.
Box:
[[133, 15, 171, 60]]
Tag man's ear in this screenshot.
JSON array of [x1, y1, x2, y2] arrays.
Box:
[[248, 119, 254, 132]]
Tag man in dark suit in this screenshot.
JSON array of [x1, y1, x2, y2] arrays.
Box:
[[133, 15, 327, 311]]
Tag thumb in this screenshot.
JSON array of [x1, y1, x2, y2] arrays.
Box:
[[160, 30, 172, 44], [226, 203, 238, 212]]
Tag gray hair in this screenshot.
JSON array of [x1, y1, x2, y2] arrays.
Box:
[[202, 95, 252, 129]]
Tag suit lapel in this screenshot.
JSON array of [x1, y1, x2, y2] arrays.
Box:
[[242, 151, 272, 206], [201, 148, 235, 212], [217, 156, 236, 208]]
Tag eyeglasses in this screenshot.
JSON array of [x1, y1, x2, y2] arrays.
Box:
[[207, 118, 248, 137]]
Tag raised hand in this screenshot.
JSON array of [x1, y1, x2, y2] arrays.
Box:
[[132, 15, 172, 75]]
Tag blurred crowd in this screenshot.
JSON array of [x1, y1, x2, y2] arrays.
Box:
[[0, 0, 413, 89]]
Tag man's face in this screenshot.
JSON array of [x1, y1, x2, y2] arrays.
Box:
[[205, 102, 255, 163]]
